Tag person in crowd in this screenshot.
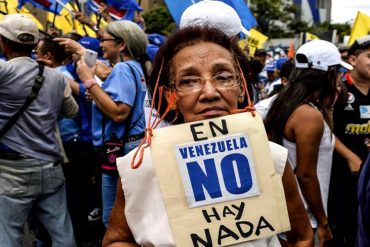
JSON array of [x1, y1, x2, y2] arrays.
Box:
[[338, 44, 349, 63], [265, 39, 353, 247], [254, 49, 268, 66], [0, 14, 78, 246], [76, 20, 150, 227], [35, 37, 105, 244], [255, 59, 295, 119], [102, 26, 313, 247], [357, 153, 370, 247], [258, 63, 278, 99], [329, 35, 370, 247]]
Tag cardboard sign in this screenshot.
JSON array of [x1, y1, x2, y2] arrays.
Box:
[[150, 112, 289, 246]]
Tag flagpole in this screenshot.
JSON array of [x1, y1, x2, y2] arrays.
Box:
[[52, 2, 59, 28], [74, 0, 88, 35]]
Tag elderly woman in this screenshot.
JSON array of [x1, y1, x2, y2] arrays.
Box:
[[265, 40, 353, 246], [76, 20, 150, 227], [103, 26, 313, 246]]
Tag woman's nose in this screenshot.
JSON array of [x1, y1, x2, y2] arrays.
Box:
[[199, 79, 220, 101]]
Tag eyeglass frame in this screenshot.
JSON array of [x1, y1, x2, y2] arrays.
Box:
[[169, 73, 242, 93], [99, 38, 122, 42]]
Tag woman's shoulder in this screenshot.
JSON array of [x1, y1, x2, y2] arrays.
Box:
[[290, 103, 324, 124]]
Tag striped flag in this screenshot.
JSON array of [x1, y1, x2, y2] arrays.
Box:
[[17, 0, 69, 15], [86, 0, 142, 20]]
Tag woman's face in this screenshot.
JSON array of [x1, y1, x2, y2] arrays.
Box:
[[100, 31, 123, 63], [170, 42, 244, 123]]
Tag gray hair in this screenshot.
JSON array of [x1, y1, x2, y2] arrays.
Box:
[[105, 20, 148, 59]]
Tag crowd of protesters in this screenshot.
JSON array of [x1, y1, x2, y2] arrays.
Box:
[[0, 0, 369, 246]]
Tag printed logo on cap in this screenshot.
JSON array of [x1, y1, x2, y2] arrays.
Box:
[[18, 33, 35, 43]]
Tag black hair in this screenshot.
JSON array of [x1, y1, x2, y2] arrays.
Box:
[[38, 38, 67, 63], [62, 32, 83, 41], [148, 26, 253, 124], [280, 59, 295, 79], [1, 35, 36, 55], [265, 65, 340, 144]]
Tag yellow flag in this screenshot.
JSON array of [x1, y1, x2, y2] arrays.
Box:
[[1, 0, 106, 37], [0, 0, 44, 30], [247, 28, 268, 57], [306, 32, 320, 41], [349, 11, 370, 45]]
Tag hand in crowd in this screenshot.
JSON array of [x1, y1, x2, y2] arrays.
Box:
[[77, 56, 96, 83], [98, 3, 112, 23], [95, 60, 112, 81], [317, 223, 333, 247], [74, 11, 95, 27], [54, 37, 86, 57], [85, 89, 93, 102], [347, 153, 362, 175]]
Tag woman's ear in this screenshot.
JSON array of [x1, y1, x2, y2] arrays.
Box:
[[238, 84, 246, 103], [238, 92, 245, 103], [119, 43, 126, 53]]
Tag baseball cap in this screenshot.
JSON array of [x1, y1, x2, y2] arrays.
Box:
[[147, 33, 166, 47], [0, 14, 39, 45], [295, 40, 353, 71], [275, 57, 289, 70], [265, 63, 275, 72], [255, 49, 267, 57], [78, 36, 103, 58], [348, 35, 370, 56], [179, 0, 250, 38]]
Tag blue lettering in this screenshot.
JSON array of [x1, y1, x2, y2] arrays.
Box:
[[189, 146, 195, 158], [204, 144, 211, 155], [232, 138, 239, 149], [221, 153, 252, 194], [240, 137, 248, 148], [195, 145, 204, 157], [187, 159, 222, 201], [217, 141, 225, 152], [211, 142, 217, 154], [179, 148, 188, 159], [226, 140, 232, 151]]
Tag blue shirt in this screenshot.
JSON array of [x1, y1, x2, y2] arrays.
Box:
[[56, 66, 81, 143], [92, 60, 146, 146], [65, 62, 94, 143]]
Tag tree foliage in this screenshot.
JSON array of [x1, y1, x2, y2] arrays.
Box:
[[249, 0, 351, 40], [142, 4, 176, 36], [249, 0, 306, 38]]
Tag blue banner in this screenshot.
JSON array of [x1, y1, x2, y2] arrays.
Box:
[[17, 0, 68, 15], [163, 0, 257, 30]]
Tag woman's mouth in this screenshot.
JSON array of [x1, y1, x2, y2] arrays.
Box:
[[198, 107, 228, 118]]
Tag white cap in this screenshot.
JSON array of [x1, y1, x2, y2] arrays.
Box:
[[295, 40, 353, 71], [0, 14, 39, 45], [179, 0, 250, 38]]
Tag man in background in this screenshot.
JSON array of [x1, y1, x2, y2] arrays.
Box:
[[0, 14, 77, 246]]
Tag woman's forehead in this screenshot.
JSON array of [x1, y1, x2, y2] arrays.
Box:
[[171, 42, 235, 71]]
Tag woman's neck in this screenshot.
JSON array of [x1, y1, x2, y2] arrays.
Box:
[[110, 54, 132, 65]]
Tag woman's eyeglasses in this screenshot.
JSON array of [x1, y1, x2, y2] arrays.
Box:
[[99, 38, 120, 42], [170, 73, 241, 93]]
